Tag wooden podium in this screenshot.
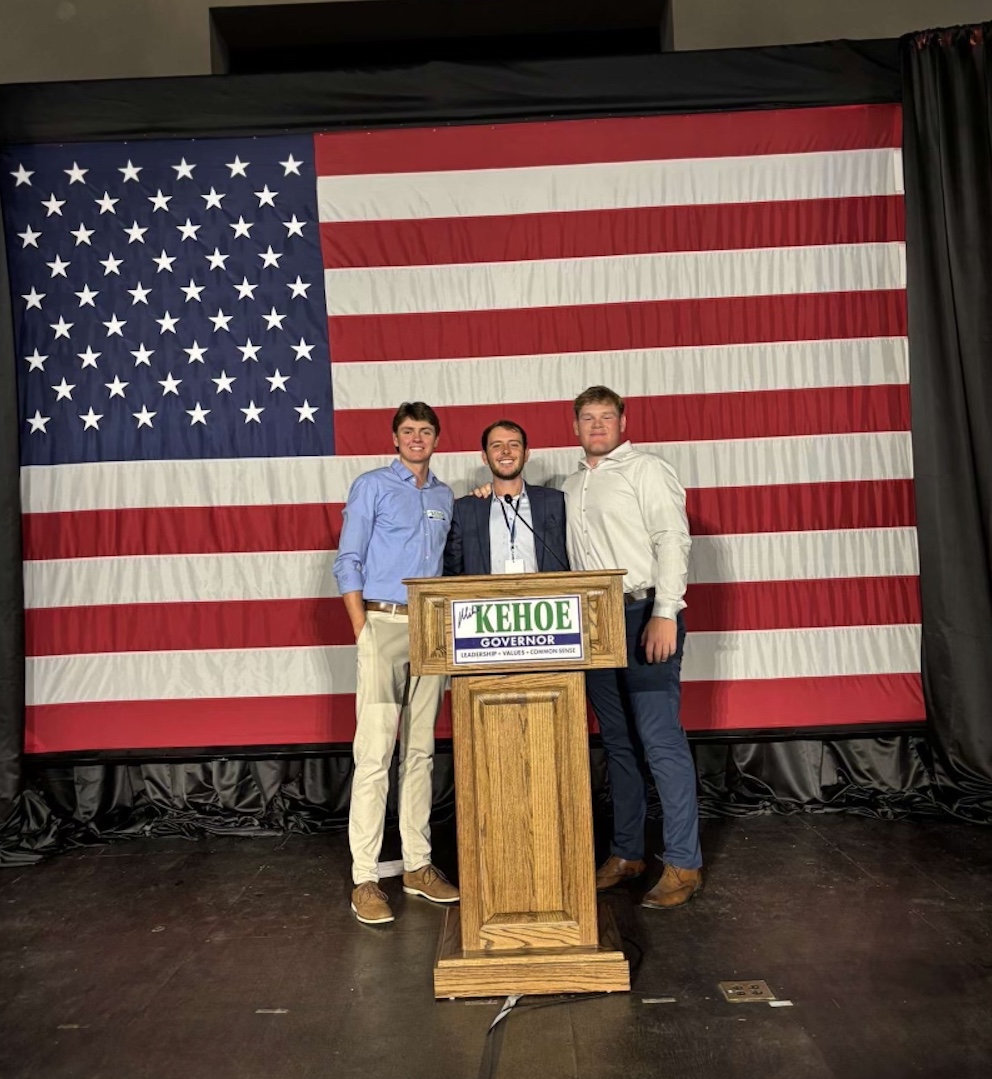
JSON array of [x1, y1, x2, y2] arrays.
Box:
[[406, 569, 631, 998]]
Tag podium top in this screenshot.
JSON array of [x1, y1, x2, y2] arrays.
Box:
[[404, 569, 628, 676]]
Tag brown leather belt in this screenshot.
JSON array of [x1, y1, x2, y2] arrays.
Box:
[[624, 587, 656, 606], [365, 600, 409, 615]]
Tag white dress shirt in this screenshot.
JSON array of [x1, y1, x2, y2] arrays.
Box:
[[488, 488, 539, 574], [562, 441, 690, 621]]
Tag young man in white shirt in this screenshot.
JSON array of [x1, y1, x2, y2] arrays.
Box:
[[563, 386, 702, 908]]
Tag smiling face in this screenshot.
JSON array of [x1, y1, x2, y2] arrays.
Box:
[[483, 425, 529, 481], [574, 401, 626, 461], [393, 419, 439, 468]]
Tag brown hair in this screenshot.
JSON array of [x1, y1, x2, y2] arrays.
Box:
[[572, 386, 625, 418], [392, 401, 441, 436], [481, 419, 528, 451]]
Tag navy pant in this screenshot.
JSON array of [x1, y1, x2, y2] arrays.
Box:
[[585, 603, 701, 869]]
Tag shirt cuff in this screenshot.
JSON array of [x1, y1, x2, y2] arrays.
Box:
[[652, 600, 682, 621]]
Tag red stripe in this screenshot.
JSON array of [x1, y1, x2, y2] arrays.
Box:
[[321, 196, 905, 269], [688, 479, 916, 536], [22, 672, 922, 753], [328, 290, 907, 363], [680, 673, 924, 732], [314, 105, 901, 175], [26, 578, 919, 658], [336, 384, 910, 454], [21, 480, 915, 562]]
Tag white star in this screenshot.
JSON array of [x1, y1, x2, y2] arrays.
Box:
[[103, 314, 127, 337], [229, 215, 253, 238], [262, 306, 286, 330], [184, 342, 207, 363], [27, 410, 50, 433], [130, 344, 155, 366], [226, 155, 249, 177], [209, 309, 233, 332], [80, 407, 103, 431], [172, 157, 196, 180], [287, 276, 311, 299], [280, 154, 302, 176], [266, 369, 290, 392], [42, 193, 66, 217], [291, 337, 315, 361], [283, 214, 305, 238], [100, 253, 124, 276], [124, 221, 148, 244], [127, 282, 151, 305], [64, 162, 88, 185], [254, 185, 278, 207], [133, 405, 156, 429], [18, 225, 41, 248], [119, 160, 142, 182], [22, 287, 45, 310], [78, 346, 101, 369], [186, 402, 210, 425], [211, 371, 236, 393], [156, 311, 179, 334], [234, 277, 258, 300], [201, 187, 225, 209], [295, 399, 319, 423], [237, 338, 261, 362], [11, 164, 34, 186], [106, 376, 129, 398], [75, 284, 99, 307], [25, 349, 48, 372], [52, 377, 75, 401], [46, 255, 70, 278], [241, 400, 264, 423], [158, 372, 182, 395], [180, 280, 205, 303], [258, 245, 282, 268], [148, 189, 172, 212], [95, 192, 119, 214], [176, 218, 201, 241], [51, 316, 73, 340], [70, 223, 94, 246], [206, 248, 229, 271], [152, 250, 176, 273]]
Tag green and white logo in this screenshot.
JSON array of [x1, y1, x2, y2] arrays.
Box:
[[451, 595, 583, 665]]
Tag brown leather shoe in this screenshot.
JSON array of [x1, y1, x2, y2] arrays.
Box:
[[403, 864, 459, 904], [351, 881, 394, 924], [642, 864, 702, 909], [595, 855, 647, 891]]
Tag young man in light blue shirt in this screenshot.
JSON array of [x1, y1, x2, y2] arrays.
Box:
[[333, 402, 458, 924]]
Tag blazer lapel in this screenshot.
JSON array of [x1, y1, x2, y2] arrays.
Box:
[[527, 483, 547, 571], [474, 496, 492, 574]]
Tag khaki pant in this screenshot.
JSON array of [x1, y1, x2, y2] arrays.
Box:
[[349, 610, 446, 885]]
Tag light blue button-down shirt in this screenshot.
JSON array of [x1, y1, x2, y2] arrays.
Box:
[[488, 489, 538, 574], [333, 458, 453, 604]]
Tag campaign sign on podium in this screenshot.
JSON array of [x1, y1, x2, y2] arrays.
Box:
[[405, 570, 631, 998]]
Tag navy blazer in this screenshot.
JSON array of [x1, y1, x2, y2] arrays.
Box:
[[443, 483, 569, 576]]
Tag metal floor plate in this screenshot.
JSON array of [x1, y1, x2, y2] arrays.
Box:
[[718, 979, 777, 1003]]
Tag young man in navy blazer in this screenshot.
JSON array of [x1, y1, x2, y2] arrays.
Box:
[[443, 420, 569, 577]]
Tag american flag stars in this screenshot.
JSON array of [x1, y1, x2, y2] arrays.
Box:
[[3, 135, 332, 458]]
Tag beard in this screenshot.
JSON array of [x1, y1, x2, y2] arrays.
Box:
[[489, 460, 525, 481]]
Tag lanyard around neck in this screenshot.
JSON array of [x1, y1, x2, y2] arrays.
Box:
[[498, 495, 519, 553]]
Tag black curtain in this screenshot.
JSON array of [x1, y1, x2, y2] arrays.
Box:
[[3, 35, 987, 862], [902, 24, 992, 810]]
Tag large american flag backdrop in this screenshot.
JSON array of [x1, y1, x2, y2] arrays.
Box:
[[1, 102, 922, 755]]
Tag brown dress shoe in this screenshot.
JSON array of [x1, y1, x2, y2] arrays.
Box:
[[351, 882, 394, 924], [403, 864, 459, 904], [642, 864, 702, 909], [595, 855, 647, 891]]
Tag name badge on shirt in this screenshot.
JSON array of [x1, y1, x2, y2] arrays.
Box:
[[425, 509, 447, 521], [503, 559, 526, 574]]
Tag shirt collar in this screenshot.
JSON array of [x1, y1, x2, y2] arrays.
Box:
[[391, 457, 438, 487], [491, 483, 528, 505], [578, 440, 634, 470]]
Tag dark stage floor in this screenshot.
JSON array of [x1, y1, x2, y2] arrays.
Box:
[[1, 813, 990, 1079]]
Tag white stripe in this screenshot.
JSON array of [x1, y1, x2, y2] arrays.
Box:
[[25, 624, 921, 705], [324, 244, 905, 316], [24, 529, 918, 608], [331, 337, 909, 410], [317, 149, 903, 222], [21, 432, 915, 514]]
